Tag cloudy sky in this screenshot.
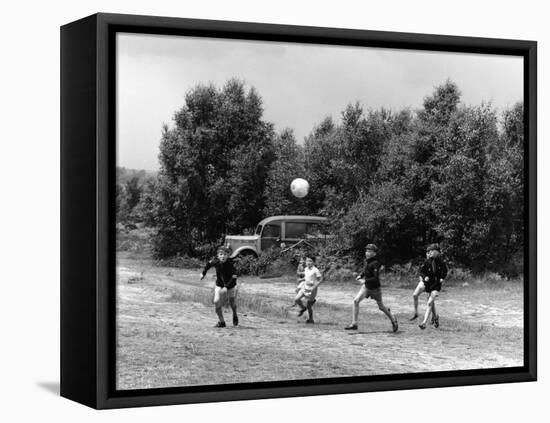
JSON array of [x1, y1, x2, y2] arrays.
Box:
[[117, 33, 523, 171]]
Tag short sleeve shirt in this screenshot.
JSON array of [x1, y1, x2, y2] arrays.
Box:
[[303, 266, 322, 293]]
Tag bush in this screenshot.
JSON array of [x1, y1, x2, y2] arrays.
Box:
[[499, 255, 524, 279], [233, 254, 259, 276], [193, 242, 221, 260], [387, 262, 418, 279], [233, 247, 296, 276], [116, 226, 154, 254], [446, 267, 472, 282], [154, 255, 203, 269]]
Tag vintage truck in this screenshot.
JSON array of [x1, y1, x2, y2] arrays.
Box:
[[224, 215, 328, 258]]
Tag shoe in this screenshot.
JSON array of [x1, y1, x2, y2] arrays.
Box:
[[345, 324, 358, 330], [215, 321, 226, 328], [392, 317, 399, 333], [419, 323, 426, 330], [233, 315, 239, 326], [409, 314, 418, 321], [305, 319, 314, 324], [433, 314, 439, 328], [298, 307, 307, 317]]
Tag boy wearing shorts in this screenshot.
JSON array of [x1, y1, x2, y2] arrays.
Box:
[[200, 247, 239, 328], [412, 243, 448, 329], [295, 256, 306, 293], [345, 244, 398, 332], [293, 255, 322, 323]]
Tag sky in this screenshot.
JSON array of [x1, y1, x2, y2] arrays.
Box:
[[117, 33, 523, 171]]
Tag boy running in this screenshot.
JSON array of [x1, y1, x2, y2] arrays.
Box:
[[295, 256, 306, 293], [293, 255, 322, 324], [411, 243, 448, 329], [200, 247, 239, 328], [345, 244, 398, 332]]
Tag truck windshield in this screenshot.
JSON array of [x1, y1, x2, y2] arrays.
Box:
[[255, 225, 262, 235]]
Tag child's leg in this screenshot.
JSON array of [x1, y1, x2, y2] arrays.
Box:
[[228, 296, 237, 314], [375, 296, 398, 332], [213, 287, 225, 324], [411, 281, 425, 319], [228, 296, 238, 325], [294, 291, 306, 311], [215, 307, 224, 322], [351, 286, 367, 325], [306, 300, 314, 322], [376, 299, 394, 321], [228, 288, 238, 314], [420, 291, 438, 327], [431, 301, 437, 322]]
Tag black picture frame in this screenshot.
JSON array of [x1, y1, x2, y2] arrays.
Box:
[[60, 12, 537, 409]]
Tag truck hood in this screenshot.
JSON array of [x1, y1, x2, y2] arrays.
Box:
[[225, 235, 259, 241]]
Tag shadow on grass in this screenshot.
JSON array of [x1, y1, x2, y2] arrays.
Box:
[[348, 330, 397, 335]]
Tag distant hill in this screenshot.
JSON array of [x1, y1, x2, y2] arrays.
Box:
[[117, 167, 157, 184]]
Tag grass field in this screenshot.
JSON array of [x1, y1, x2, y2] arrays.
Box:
[[116, 252, 524, 390]]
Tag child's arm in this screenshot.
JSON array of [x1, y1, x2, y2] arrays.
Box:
[[312, 269, 323, 289], [419, 262, 429, 282], [314, 275, 323, 289], [200, 259, 215, 280]]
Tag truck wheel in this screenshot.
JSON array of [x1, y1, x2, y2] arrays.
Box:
[[237, 250, 257, 259]]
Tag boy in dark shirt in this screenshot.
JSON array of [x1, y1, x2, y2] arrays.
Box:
[[414, 243, 448, 329], [345, 244, 398, 332], [200, 247, 239, 328]]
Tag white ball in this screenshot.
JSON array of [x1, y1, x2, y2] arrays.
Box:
[[290, 178, 309, 198]]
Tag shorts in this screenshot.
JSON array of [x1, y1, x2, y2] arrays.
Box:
[[425, 283, 441, 294], [414, 280, 441, 294], [365, 287, 383, 303], [299, 285, 318, 301], [213, 285, 237, 306], [356, 285, 383, 303]]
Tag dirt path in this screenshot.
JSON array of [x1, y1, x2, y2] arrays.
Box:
[[116, 255, 524, 390]]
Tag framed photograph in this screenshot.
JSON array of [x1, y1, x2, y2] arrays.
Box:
[[61, 13, 536, 409]]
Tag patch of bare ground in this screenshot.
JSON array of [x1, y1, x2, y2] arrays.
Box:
[[116, 254, 523, 390]]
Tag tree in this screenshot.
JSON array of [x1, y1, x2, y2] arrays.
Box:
[[434, 104, 498, 263], [130, 176, 158, 225], [481, 102, 524, 269], [263, 129, 311, 216], [303, 104, 392, 218], [124, 177, 141, 212], [152, 79, 275, 258]]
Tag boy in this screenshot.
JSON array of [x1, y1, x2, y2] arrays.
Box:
[[295, 256, 306, 293], [293, 255, 322, 323], [411, 243, 448, 329], [345, 244, 398, 332], [200, 247, 239, 328]]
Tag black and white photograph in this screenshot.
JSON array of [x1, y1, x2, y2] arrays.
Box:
[[115, 31, 526, 390], [3, 0, 548, 419]]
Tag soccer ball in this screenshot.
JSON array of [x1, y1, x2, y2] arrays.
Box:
[[290, 178, 309, 198]]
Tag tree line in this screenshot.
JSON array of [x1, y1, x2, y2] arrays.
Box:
[[117, 78, 524, 273]]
